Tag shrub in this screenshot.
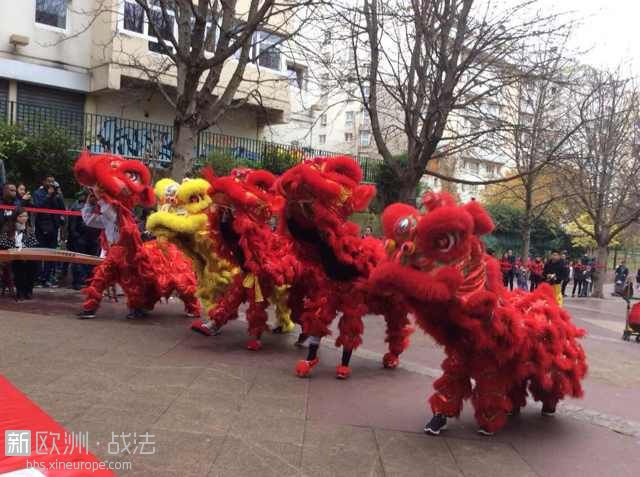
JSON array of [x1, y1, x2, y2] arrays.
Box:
[[0, 122, 79, 196]]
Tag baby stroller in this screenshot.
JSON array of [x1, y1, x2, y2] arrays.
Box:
[[621, 281, 640, 342]]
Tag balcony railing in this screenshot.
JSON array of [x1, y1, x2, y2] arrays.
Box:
[[2, 101, 379, 183]]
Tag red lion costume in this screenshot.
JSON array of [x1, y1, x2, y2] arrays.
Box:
[[369, 192, 587, 435], [192, 167, 298, 349], [74, 151, 200, 318], [277, 156, 412, 379]]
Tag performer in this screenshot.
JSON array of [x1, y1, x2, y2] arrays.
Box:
[[74, 151, 199, 320], [368, 192, 587, 435], [276, 156, 412, 378]]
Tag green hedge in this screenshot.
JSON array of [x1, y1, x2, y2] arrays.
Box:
[[0, 122, 79, 196]]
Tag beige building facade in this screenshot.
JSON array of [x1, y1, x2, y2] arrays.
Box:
[[0, 0, 292, 159]]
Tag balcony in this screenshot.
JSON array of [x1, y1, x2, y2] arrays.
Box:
[[1, 101, 379, 183]]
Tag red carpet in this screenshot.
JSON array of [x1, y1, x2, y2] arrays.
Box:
[[0, 375, 115, 476]]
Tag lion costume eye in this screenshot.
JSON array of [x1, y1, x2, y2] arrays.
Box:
[[125, 171, 141, 183], [434, 233, 456, 253], [394, 216, 417, 241]]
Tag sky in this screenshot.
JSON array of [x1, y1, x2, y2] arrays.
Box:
[[536, 0, 640, 73]]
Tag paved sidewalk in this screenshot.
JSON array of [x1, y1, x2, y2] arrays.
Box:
[[0, 288, 639, 476]]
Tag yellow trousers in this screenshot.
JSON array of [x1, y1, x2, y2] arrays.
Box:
[[553, 284, 563, 306]]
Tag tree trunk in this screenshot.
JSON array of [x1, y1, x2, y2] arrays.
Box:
[[592, 244, 609, 298], [395, 180, 419, 207], [171, 122, 198, 180], [521, 220, 531, 265]]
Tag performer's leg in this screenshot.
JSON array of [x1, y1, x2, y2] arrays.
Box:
[[335, 306, 366, 379], [80, 248, 121, 316], [192, 274, 244, 336], [425, 349, 472, 435], [507, 381, 528, 417], [245, 290, 269, 351], [471, 365, 512, 435], [380, 302, 413, 369], [175, 277, 200, 317], [272, 285, 295, 334], [295, 294, 335, 378]]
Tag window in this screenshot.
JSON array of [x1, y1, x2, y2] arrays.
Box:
[[345, 132, 354, 142], [123, 1, 144, 33], [148, 8, 176, 53], [319, 134, 327, 145], [320, 114, 327, 127], [287, 63, 307, 90], [255, 31, 282, 71], [362, 85, 370, 99], [361, 109, 370, 128], [345, 111, 355, 126], [359, 130, 371, 147], [36, 0, 67, 30], [323, 30, 332, 45], [204, 24, 216, 53]]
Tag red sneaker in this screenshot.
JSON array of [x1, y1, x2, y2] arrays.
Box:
[[295, 358, 319, 378], [383, 352, 400, 369], [246, 339, 262, 351], [336, 365, 352, 379], [191, 319, 220, 336]]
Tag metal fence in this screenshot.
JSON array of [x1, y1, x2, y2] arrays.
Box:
[[3, 101, 379, 183]]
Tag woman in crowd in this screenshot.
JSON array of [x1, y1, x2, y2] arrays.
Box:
[[0, 207, 39, 300], [16, 183, 32, 207]]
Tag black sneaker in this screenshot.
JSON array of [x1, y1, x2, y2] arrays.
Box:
[[541, 404, 556, 416], [78, 309, 97, 319], [424, 414, 448, 435]]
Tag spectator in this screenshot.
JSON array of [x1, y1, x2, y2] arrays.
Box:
[[15, 183, 33, 207], [515, 260, 528, 290], [67, 190, 101, 290], [615, 261, 629, 282], [0, 157, 5, 189], [500, 252, 512, 289], [362, 225, 373, 238], [528, 255, 544, 291], [500, 250, 515, 290], [33, 176, 66, 287], [544, 250, 565, 305], [560, 253, 571, 297], [572, 261, 585, 298], [0, 207, 39, 300], [582, 265, 593, 297], [614, 261, 630, 296], [636, 268, 640, 290], [0, 183, 18, 231]]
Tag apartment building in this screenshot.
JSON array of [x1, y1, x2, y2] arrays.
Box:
[[0, 0, 292, 159]]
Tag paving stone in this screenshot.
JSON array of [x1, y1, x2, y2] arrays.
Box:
[[229, 413, 305, 445], [304, 421, 378, 454], [153, 402, 236, 436], [300, 445, 383, 477], [127, 428, 225, 476], [239, 391, 307, 420], [375, 429, 462, 477], [208, 436, 302, 477], [446, 437, 537, 477]]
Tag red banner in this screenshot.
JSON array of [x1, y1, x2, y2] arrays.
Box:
[[0, 204, 81, 216]]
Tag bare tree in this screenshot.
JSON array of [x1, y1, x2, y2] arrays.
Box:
[[561, 68, 640, 298], [483, 35, 587, 262], [104, 0, 321, 179], [311, 0, 573, 205]]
